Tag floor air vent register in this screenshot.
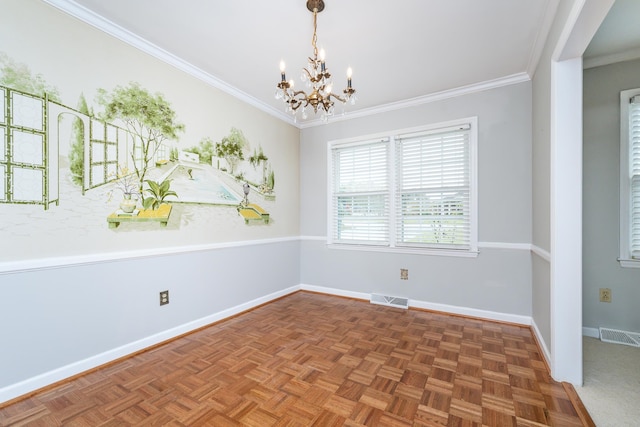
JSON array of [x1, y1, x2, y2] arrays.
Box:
[[370, 293, 409, 309], [600, 327, 640, 347]]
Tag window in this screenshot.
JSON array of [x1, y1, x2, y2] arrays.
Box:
[[620, 89, 640, 267], [328, 118, 477, 256], [330, 138, 390, 244]]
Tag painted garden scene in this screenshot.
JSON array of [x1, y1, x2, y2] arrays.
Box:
[[0, 52, 283, 262]]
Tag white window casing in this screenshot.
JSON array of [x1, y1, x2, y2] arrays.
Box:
[[328, 118, 478, 257], [620, 89, 640, 267]]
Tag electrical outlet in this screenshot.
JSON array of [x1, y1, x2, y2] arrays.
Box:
[[400, 268, 408, 280], [599, 288, 611, 303], [160, 290, 169, 306]]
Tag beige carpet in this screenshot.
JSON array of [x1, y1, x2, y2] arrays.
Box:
[[576, 337, 640, 426]]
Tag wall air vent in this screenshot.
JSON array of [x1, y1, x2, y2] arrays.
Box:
[[600, 327, 640, 347], [370, 293, 409, 309]]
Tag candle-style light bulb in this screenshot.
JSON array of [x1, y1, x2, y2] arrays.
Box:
[[319, 48, 326, 72], [346, 67, 353, 88], [280, 60, 286, 82]]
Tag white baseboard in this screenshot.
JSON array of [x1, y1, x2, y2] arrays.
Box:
[[300, 284, 371, 301], [0, 285, 300, 405], [1, 283, 567, 405], [300, 284, 532, 326], [409, 299, 531, 326], [582, 327, 599, 338], [531, 319, 552, 368]]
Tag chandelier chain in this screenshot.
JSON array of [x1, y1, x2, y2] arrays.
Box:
[[312, 9, 318, 59]]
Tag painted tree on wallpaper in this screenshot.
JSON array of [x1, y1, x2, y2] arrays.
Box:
[[249, 146, 275, 198], [0, 53, 60, 102], [96, 82, 185, 195], [186, 137, 215, 165], [249, 147, 268, 186], [0, 51, 276, 251], [215, 127, 247, 176], [69, 93, 91, 185]]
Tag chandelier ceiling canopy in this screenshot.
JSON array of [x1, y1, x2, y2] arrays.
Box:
[[275, 0, 356, 122]]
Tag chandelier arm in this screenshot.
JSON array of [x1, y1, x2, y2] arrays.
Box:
[[288, 90, 313, 111], [302, 67, 314, 81], [327, 93, 346, 104], [287, 98, 302, 111], [291, 90, 310, 99]]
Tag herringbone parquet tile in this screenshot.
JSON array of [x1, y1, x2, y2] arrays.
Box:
[[0, 292, 589, 426]]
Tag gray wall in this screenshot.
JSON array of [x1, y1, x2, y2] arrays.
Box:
[[583, 58, 640, 333], [530, 0, 575, 351], [300, 82, 533, 317], [531, 18, 553, 350], [0, 240, 300, 391]]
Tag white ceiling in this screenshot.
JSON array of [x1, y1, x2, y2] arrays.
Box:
[[44, 0, 639, 127]]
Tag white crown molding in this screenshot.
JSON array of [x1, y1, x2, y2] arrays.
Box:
[[40, 0, 293, 125], [526, 0, 560, 78], [583, 48, 640, 70], [42, 1, 534, 131], [300, 73, 531, 129]]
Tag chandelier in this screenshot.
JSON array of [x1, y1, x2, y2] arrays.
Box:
[[276, 0, 356, 121]]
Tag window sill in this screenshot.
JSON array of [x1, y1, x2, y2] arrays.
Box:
[[327, 243, 479, 258], [618, 258, 640, 268]]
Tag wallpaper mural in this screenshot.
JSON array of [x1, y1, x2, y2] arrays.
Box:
[[0, 1, 299, 264]]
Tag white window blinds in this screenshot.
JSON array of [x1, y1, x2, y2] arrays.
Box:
[[330, 139, 389, 244], [328, 118, 477, 255], [629, 95, 640, 258], [395, 125, 471, 249]]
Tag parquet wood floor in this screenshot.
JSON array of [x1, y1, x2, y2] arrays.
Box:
[[0, 292, 590, 426]]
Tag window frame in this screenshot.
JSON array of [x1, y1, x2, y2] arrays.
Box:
[[327, 117, 478, 257], [619, 88, 640, 268]]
